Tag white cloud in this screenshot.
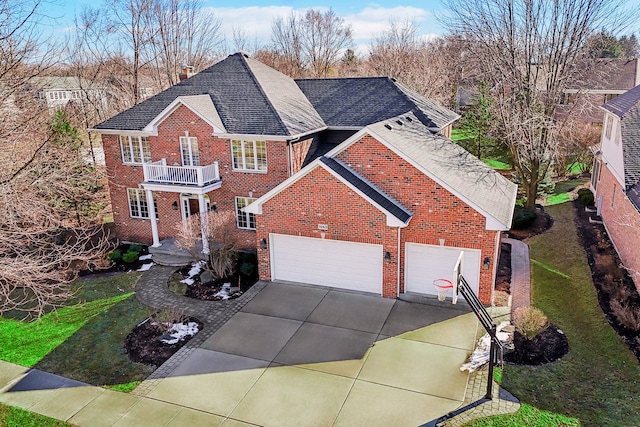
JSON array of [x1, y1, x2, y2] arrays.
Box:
[[208, 4, 440, 53]]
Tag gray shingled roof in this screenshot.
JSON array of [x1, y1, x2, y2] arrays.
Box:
[[319, 156, 412, 224], [566, 58, 639, 91], [95, 53, 325, 136], [603, 85, 640, 190], [366, 112, 517, 229], [295, 77, 459, 131]]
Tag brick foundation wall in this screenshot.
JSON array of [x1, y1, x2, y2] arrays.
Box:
[[596, 164, 640, 292]]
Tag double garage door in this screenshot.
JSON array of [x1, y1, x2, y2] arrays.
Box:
[[270, 234, 482, 298], [405, 243, 481, 299], [270, 234, 383, 294]]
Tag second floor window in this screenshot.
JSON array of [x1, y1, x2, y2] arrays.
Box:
[[120, 135, 151, 164], [231, 140, 267, 172], [180, 136, 200, 166]]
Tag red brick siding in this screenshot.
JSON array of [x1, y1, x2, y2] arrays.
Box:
[[255, 167, 400, 297], [103, 104, 291, 249], [596, 164, 640, 291], [335, 135, 499, 304]]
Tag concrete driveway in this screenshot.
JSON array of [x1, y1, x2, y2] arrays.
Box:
[[142, 282, 480, 427], [0, 281, 481, 427]]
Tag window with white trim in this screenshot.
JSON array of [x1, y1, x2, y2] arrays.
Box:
[[231, 140, 267, 171], [120, 135, 151, 164], [604, 115, 613, 140], [235, 196, 257, 229], [127, 189, 158, 219], [180, 136, 200, 166]]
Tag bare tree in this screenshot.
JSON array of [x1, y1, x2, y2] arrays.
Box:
[[443, 0, 636, 208], [271, 9, 353, 78], [147, 0, 223, 87]]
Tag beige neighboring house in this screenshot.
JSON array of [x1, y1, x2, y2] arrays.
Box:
[[557, 58, 640, 125], [35, 76, 108, 110]]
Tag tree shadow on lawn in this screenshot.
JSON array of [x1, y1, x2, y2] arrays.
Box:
[[32, 274, 155, 387]]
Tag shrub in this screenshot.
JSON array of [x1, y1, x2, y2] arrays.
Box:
[[109, 249, 122, 262], [511, 206, 538, 230], [239, 251, 258, 278], [513, 306, 548, 339], [122, 250, 139, 263], [610, 300, 640, 331], [577, 188, 594, 206], [168, 272, 187, 296], [209, 244, 238, 279], [154, 307, 187, 332], [128, 243, 143, 254]]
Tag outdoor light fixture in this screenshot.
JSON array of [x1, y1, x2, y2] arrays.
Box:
[[171, 201, 178, 210], [384, 251, 392, 263], [210, 204, 217, 212], [260, 238, 267, 249], [483, 257, 491, 270]]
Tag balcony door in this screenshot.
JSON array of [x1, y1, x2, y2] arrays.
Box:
[[180, 136, 200, 166]]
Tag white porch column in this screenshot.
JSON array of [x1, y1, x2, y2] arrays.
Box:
[[145, 190, 161, 247], [198, 193, 210, 254]]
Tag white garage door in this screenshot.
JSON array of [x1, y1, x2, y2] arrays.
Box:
[[270, 234, 383, 294], [405, 243, 481, 299]]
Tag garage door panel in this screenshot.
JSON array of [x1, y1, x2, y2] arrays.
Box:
[[405, 243, 481, 299], [271, 234, 382, 294]]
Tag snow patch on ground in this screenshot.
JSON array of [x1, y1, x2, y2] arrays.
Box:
[[137, 262, 154, 271], [139, 254, 153, 261], [180, 278, 195, 286], [158, 322, 200, 345], [461, 321, 514, 373], [187, 260, 206, 278], [213, 284, 232, 300]]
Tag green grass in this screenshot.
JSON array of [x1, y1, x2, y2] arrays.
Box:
[[501, 203, 640, 426], [451, 128, 477, 141], [545, 178, 588, 206], [0, 402, 76, 427], [0, 293, 132, 366], [34, 273, 155, 386], [483, 159, 511, 170], [103, 381, 141, 393], [463, 403, 580, 427]]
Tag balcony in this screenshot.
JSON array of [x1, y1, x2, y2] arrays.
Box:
[[142, 159, 221, 193]]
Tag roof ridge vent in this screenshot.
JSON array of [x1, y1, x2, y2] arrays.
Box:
[[396, 119, 403, 126], [405, 116, 413, 122], [384, 124, 393, 130]]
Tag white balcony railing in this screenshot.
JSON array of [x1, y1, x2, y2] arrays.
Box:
[[143, 158, 220, 187]]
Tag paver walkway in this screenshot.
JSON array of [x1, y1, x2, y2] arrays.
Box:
[[501, 238, 531, 315]]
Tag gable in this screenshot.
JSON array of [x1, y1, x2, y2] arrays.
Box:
[[326, 113, 517, 230]]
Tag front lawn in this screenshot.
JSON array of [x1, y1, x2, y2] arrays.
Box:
[[464, 403, 579, 426], [0, 403, 76, 427], [0, 273, 155, 387], [501, 203, 640, 426]]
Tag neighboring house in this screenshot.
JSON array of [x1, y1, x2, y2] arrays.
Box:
[[592, 84, 640, 291], [93, 52, 517, 304], [557, 58, 640, 125], [35, 76, 108, 110]]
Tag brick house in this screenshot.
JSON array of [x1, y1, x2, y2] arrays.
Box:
[[591, 84, 640, 291], [93, 52, 517, 304]]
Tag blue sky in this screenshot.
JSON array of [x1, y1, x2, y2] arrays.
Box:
[[43, 0, 447, 53]]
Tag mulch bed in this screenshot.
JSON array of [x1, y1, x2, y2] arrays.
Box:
[[507, 205, 554, 240], [505, 324, 569, 365], [185, 277, 244, 301], [124, 317, 202, 366], [573, 200, 640, 362], [496, 242, 512, 294]]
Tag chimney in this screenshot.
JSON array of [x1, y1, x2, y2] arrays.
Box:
[[179, 65, 195, 81]]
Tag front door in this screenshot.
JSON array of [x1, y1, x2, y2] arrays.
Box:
[[180, 194, 210, 224]]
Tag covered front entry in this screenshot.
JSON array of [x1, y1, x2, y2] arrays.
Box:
[[270, 233, 383, 294], [405, 243, 481, 299]]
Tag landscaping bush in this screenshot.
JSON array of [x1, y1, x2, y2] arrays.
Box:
[[577, 188, 594, 206], [239, 251, 258, 278], [511, 206, 538, 230], [109, 249, 122, 262], [610, 299, 640, 331], [128, 243, 143, 254], [513, 306, 548, 339], [122, 250, 139, 263]]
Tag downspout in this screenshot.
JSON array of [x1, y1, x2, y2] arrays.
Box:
[[397, 226, 402, 297], [288, 141, 294, 177]]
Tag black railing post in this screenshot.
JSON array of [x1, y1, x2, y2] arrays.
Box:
[[485, 324, 497, 400]]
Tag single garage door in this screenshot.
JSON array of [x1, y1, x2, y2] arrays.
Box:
[[405, 243, 481, 299], [270, 234, 383, 294]]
